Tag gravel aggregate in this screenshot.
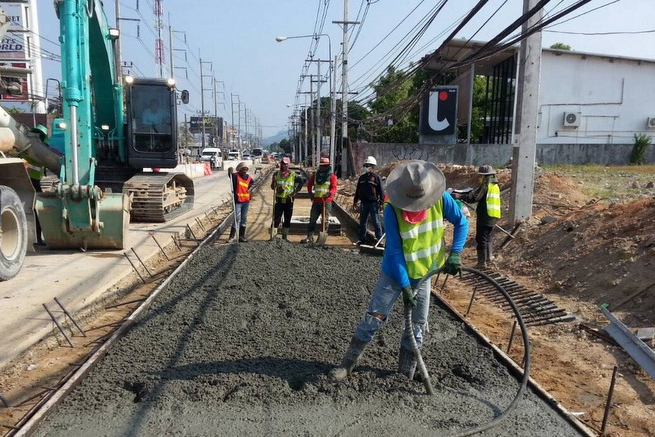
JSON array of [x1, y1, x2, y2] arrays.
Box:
[[34, 241, 585, 437]]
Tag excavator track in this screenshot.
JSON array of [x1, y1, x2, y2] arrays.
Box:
[[122, 172, 195, 222]]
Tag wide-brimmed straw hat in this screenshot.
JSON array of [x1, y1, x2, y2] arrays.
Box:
[[477, 164, 496, 175], [386, 161, 445, 212]]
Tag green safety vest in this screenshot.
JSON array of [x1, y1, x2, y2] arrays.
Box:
[[392, 202, 446, 280], [486, 183, 501, 218], [24, 157, 44, 181], [275, 172, 296, 199]]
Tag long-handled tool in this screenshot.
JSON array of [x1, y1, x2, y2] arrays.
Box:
[[359, 232, 385, 256], [458, 198, 514, 239], [269, 188, 277, 240], [228, 169, 239, 242], [316, 202, 328, 246]]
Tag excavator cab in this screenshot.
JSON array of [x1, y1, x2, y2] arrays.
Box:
[[125, 78, 179, 169]]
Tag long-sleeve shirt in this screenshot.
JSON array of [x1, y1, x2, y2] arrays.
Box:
[[353, 171, 384, 205], [381, 191, 469, 288], [460, 181, 499, 226], [230, 172, 252, 204], [307, 172, 338, 203]]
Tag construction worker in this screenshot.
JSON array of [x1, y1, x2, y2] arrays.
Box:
[[452, 165, 500, 268], [330, 160, 468, 381], [227, 162, 252, 243], [270, 156, 304, 240], [24, 125, 48, 246], [353, 155, 384, 245], [302, 157, 337, 244]]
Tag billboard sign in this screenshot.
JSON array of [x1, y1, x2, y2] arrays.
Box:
[[0, 2, 29, 101], [420, 86, 458, 135]]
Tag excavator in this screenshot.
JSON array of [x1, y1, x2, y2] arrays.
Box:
[[0, 0, 194, 280]]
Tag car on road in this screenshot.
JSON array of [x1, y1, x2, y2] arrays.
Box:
[[227, 150, 240, 160]]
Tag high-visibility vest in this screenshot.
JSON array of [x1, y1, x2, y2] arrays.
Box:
[[392, 202, 446, 280], [275, 172, 295, 199], [486, 183, 501, 219], [313, 176, 331, 199], [235, 173, 252, 202], [24, 157, 45, 181]]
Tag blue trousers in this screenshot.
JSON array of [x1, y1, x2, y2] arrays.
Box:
[[354, 271, 431, 350]]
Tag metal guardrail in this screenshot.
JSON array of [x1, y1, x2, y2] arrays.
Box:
[[601, 306, 655, 381]]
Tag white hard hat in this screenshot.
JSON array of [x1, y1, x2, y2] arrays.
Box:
[[364, 156, 377, 166]]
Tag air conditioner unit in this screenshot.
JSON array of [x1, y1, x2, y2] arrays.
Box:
[[563, 112, 581, 127], [647, 117, 655, 129]]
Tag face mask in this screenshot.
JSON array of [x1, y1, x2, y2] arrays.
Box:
[[363, 166, 372, 173]]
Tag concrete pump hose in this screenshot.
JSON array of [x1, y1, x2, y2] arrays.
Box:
[[414, 266, 532, 437]]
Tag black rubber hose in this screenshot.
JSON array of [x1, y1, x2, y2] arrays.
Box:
[[413, 266, 532, 437]]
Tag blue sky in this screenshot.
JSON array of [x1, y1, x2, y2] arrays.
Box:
[[35, 0, 655, 139]]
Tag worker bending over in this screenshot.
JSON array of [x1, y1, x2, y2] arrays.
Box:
[[331, 160, 468, 381]]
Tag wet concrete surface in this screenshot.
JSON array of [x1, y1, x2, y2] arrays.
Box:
[[33, 242, 584, 437]]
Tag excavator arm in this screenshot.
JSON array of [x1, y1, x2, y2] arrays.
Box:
[[35, 0, 129, 249]]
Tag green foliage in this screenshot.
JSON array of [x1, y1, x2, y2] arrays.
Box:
[[550, 43, 572, 50], [630, 133, 651, 165], [271, 138, 292, 155]]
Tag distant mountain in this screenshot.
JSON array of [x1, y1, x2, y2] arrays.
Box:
[[261, 130, 287, 147]]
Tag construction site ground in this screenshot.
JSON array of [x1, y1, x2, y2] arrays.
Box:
[[0, 162, 653, 436]]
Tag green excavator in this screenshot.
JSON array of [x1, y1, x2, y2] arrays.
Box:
[[0, 0, 194, 279]]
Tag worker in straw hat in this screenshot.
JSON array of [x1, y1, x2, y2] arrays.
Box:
[[452, 165, 500, 269], [330, 160, 468, 381]]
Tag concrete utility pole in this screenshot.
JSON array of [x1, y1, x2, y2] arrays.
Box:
[[334, 0, 359, 177], [509, 0, 543, 224]]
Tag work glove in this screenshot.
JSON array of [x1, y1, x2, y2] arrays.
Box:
[[443, 252, 462, 276], [276, 186, 285, 194], [401, 286, 418, 307]]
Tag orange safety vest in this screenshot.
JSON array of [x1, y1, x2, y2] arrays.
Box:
[[235, 173, 252, 202]]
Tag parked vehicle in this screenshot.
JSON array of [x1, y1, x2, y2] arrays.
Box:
[[227, 150, 240, 160], [200, 147, 223, 169]]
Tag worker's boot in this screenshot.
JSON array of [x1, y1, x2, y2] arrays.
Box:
[[300, 233, 314, 244], [398, 346, 418, 380], [269, 227, 278, 241], [281, 227, 290, 241], [475, 248, 487, 269], [329, 336, 368, 381], [238, 226, 248, 242], [227, 227, 237, 243]]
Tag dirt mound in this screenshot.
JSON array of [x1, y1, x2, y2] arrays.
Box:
[[499, 198, 655, 326]]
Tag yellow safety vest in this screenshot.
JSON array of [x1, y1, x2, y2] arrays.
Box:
[[392, 202, 446, 280], [486, 183, 501, 219], [313, 179, 330, 198], [275, 172, 296, 199]]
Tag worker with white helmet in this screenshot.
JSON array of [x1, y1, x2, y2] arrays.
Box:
[[353, 156, 384, 245]]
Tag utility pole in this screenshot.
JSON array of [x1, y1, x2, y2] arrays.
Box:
[[333, 0, 358, 177], [199, 58, 212, 149], [509, 0, 543, 224]]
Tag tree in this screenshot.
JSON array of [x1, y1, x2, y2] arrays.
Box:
[[550, 42, 572, 51], [366, 65, 418, 143]]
